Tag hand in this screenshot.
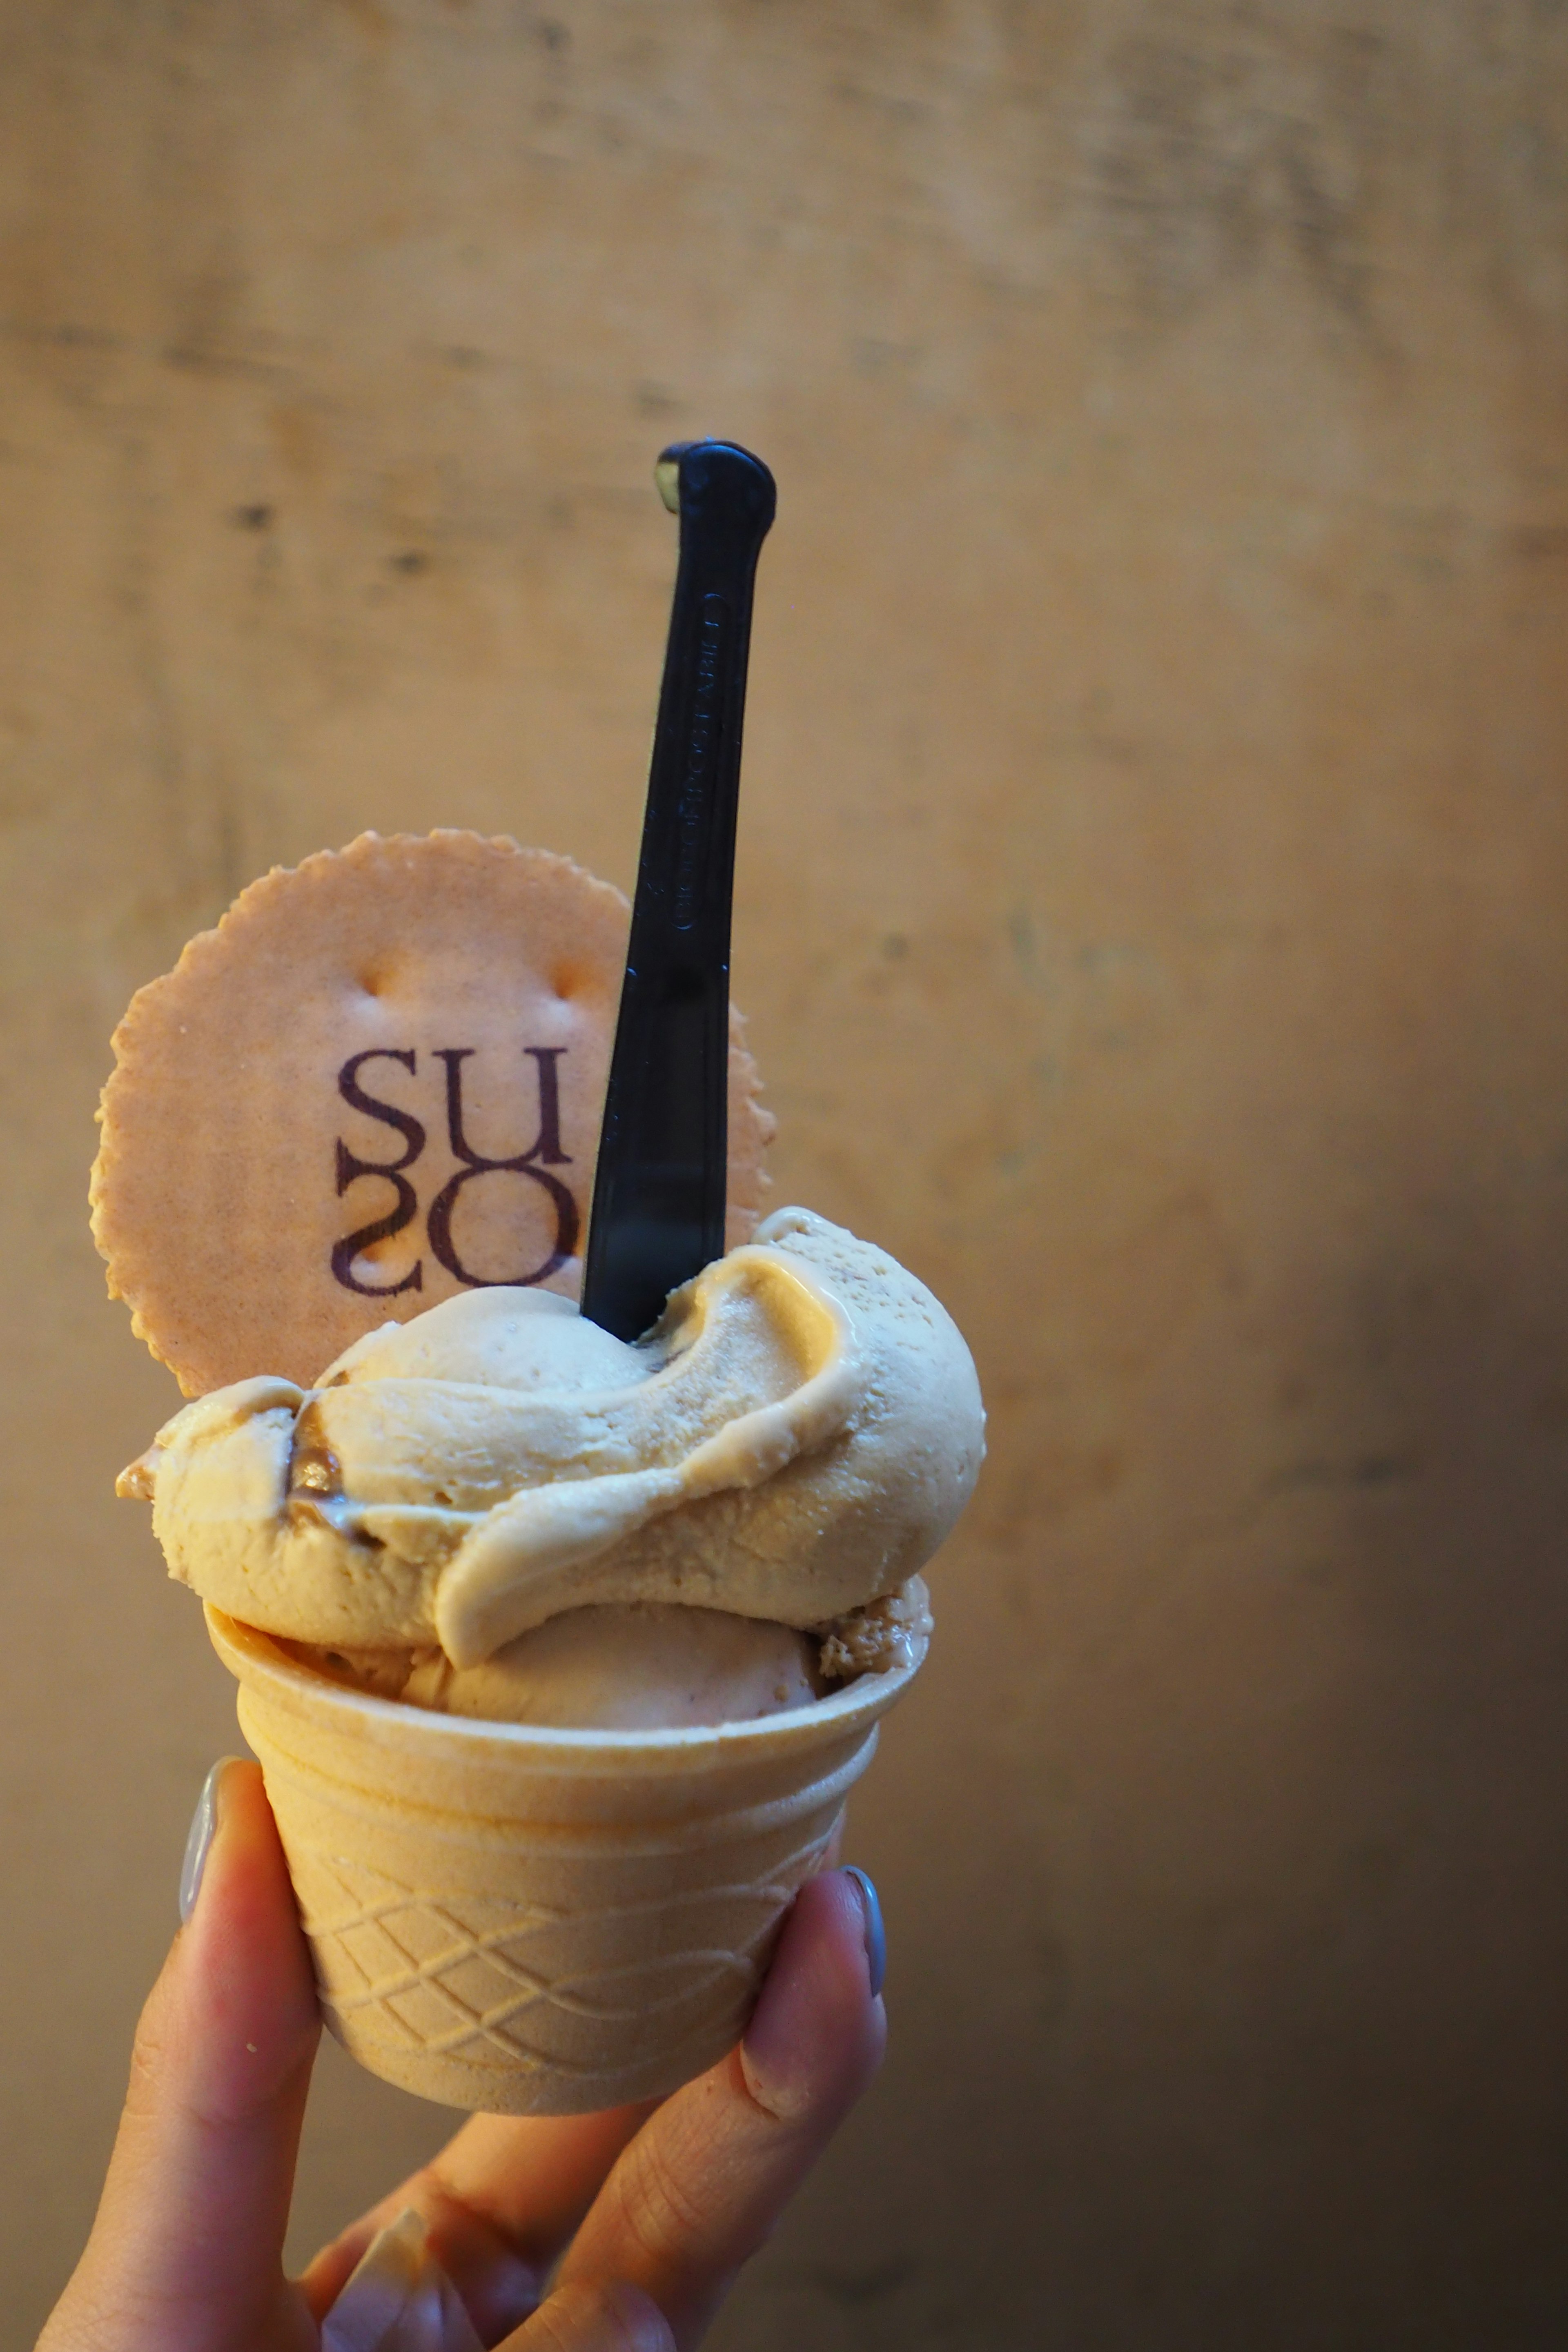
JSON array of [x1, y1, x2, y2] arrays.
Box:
[[39, 1758, 887, 2351]]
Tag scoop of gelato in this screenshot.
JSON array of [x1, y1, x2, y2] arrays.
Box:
[[289, 1601, 826, 1731], [125, 1209, 984, 1669]]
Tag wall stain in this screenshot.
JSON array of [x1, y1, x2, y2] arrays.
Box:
[[1079, 16, 1386, 333]]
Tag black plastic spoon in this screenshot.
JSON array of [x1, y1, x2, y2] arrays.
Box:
[[579, 439, 777, 1341]]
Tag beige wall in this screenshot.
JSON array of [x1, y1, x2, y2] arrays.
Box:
[[7, 2, 1568, 2342]]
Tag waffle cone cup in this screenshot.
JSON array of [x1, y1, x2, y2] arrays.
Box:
[[206, 1599, 927, 2115]]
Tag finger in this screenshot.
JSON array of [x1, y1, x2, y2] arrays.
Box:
[[553, 1869, 886, 2348], [500, 2278, 675, 2351], [300, 2104, 656, 2339], [39, 1757, 321, 2352]]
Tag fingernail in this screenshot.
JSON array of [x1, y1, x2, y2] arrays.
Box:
[[842, 1866, 886, 1998], [179, 1757, 238, 1923]]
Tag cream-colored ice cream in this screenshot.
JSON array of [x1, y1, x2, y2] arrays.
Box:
[[123, 1208, 983, 1710], [285, 1583, 935, 1730], [287, 1602, 826, 1729]]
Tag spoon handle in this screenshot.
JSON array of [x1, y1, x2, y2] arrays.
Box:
[[581, 439, 776, 1340]]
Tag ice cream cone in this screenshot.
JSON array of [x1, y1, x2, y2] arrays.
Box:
[[206, 1597, 927, 2115]]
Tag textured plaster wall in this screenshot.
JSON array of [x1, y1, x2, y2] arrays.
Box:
[[6, 3, 1568, 2345]]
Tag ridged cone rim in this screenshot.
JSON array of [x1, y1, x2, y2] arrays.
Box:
[[206, 1592, 928, 1768]]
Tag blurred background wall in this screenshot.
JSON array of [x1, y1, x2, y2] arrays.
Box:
[[6, 2, 1568, 2343]]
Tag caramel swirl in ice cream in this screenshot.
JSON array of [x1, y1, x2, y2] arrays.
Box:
[[122, 1209, 984, 1668]]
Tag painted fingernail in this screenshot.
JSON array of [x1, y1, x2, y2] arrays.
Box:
[[842, 1866, 886, 1999], [179, 1757, 238, 1923]]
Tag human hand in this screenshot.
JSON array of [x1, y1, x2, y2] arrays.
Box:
[[39, 1757, 888, 2351]]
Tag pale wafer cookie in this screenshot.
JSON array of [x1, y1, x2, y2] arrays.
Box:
[[91, 831, 773, 1395]]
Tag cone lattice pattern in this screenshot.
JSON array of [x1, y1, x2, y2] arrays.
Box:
[[209, 1604, 926, 2114], [289, 1822, 836, 2090]]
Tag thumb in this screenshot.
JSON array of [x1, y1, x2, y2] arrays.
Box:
[[40, 1757, 321, 2352]]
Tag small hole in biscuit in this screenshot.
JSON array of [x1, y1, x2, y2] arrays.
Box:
[[552, 965, 579, 1000], [359, 969, 388, 997]]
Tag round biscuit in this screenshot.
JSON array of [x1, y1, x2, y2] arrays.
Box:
[[90, 831, 774, 1394]]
